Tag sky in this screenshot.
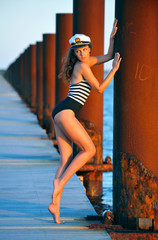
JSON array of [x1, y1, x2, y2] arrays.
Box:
[[0, 0, 115, 70]]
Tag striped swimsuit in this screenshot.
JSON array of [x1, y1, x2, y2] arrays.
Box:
[[68, 79, 91, 105], [52, 79, 91, 119]]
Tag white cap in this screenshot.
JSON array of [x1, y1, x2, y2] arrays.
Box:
[[69, 34, 91, 49]]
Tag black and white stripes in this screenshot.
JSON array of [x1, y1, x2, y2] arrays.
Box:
[[68, 80, 91, 105]]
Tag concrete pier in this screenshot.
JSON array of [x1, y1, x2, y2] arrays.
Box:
[[0, 75, 111, 240]]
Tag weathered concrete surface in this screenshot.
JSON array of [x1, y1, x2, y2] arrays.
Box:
[[0, 75, 111, 239]]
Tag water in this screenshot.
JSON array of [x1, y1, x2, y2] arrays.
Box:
[[88, 77, 114, 215], [103, 78, 113, 161], [102, 77, 114, 210]]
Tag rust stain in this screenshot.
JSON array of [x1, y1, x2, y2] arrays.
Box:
[[109, 232, 158, 240], [119, 153, 158, 224]]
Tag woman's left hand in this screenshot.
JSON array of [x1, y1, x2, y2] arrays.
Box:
[[112, 52, 122, 72], [110, 19, 118, 40]]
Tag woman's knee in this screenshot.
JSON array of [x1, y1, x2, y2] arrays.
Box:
[[91, 144, 96, 157], [87, 143, 96, 158]]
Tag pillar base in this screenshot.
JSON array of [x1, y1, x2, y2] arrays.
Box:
[[113, 152, 158, 229], [83, 171, 103, 197]]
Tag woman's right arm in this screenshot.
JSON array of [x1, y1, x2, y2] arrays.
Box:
[[89, 19, 118, 67], [81, 53, 122, 94]]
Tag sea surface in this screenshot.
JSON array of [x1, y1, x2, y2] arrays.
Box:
[[103, 77, 113, 208], [88, 77, 114, 214]]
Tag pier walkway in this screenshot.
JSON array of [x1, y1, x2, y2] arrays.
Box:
[[0, 75, 111, 239]]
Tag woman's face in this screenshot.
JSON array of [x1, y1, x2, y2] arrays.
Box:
[[74, 45, 91, 63]]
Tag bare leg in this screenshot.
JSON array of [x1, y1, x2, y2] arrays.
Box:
[[52, 110, 96, 204], [48, 120, 73, 224]]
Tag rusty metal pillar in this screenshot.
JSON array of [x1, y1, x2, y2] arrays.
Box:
[[22, 52, 25, 99], [73, 0, 104, 196], [113, 0, 158, 229], [24, 48, 29, 104], [7, 64, 12, 85], [36, 41, 43, 126], [12, 61, 15, 88], [10, 64, 13, 85], [22, 50, 26, 101], [15, 60, 17, 89], [20, 53, 24, 96], [55, 13, 73, 104], [17, 57, 20, 94], [28, 44, 36, 113], [27, 47, 31, 105], [14, 58, 19, 92], [43, 34, 56, 137]]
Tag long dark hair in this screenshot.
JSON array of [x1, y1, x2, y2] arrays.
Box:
[[58, 49, 78, 83], [59, 44, 92, 83]]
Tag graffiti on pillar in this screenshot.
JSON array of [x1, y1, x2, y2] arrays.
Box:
[[135, 63, 152, 81], [126, 22, 136, 36], [121, 22, 136, 40]]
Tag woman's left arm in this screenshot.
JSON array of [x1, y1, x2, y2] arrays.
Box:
[[89, 19, 118, 67]]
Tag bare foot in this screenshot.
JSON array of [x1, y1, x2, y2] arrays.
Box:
[[48, 203, 64, 224]]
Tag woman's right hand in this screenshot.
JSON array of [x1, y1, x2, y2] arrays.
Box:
[[112, 52, 122, 72]]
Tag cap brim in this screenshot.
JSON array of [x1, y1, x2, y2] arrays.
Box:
[[71, 43, 90, 50]]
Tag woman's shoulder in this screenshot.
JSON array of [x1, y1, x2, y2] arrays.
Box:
[[74, 61, 89, 73], [74, 61, 87, 67], [76, 61, 90, 70]]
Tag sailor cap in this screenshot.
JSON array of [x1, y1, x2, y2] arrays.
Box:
[[69, 34, 91, 49]]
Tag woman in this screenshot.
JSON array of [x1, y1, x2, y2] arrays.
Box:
[[48, 19, 121, 224]]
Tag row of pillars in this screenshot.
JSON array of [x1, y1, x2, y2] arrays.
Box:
[[4, 1, 105, 196], [4, 0, 158, 230]]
